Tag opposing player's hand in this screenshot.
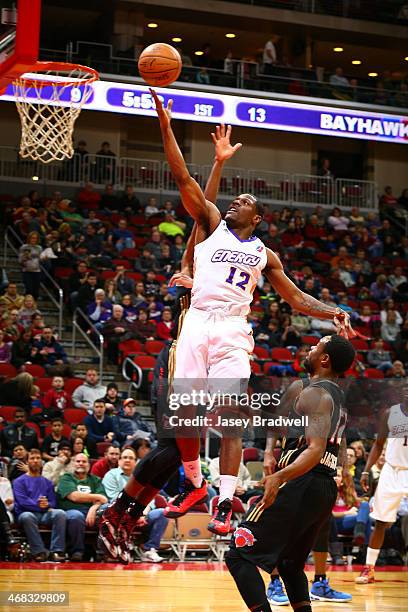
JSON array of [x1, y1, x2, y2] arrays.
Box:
[[169, 272, 193, 288], [211, 124, 242, 162], [150, 88, 173, 129], [263, 449, 277, 476], [333, 309, 357, 339], [360, 472, 370, 493], [258, 473, 281, 509]]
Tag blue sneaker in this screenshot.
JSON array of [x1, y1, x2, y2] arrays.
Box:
[[310, 577, 352, 602], [266, 577, 289, 606]]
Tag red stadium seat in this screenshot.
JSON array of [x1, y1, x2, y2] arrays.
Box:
[[119, 339, 144, 359], [63, 408, 88, 424], [53, 267, 73, 279], [253, 346, 270, 361], [0, 364, 17, 378], [251, 361, 262, 374], [364, 368, 384, 379], [96, 441, 111, 456], [126, 271, 143, 282], [24, 364, 46, 378], [36, 377, 53, 393], [263, 361, 278, 374], [351, 338, 369, 352], [26, 422, 41, 438], [44, 423, 72, 439], [145, 340, 165, 356], [121, 248, 140, 260], [112, 259, 132, 269], [243, 447, 259, 463], [0, 406, 18, 421], [133, 355, 156, 371], [301, 335, 319, 346], [100, 270, 116, 280], [270, 348, 294, 363], [210, 495, 246, 518], [63, 378, 84, 395]]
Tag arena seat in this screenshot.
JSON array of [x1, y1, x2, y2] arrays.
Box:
[[250, 361, 262, 374], [263, 361, 278, 374], [270, 347, 294, 363], [64, 378, 84, 395], [63, 408, 88, 424], [121, 248, 140, 260], [145, 340, 165, 356], [242, 447, 259, 463], [96, 441, 111, 456], [26, 422, 41, 438], [246, 461, 264, 481], [253, 346, 270, 361], [301, 335, 319, 346], [112, 259, 131, 269], [351, 338, 369, 352], [35, 377, 53, 393], [133, 355, 156, 371], [118, 339, 144, 359], [0, 406, 18, 421], [0, 363, 17, 378], [364, 368, 384, 379], [24, 364, 46, 378]]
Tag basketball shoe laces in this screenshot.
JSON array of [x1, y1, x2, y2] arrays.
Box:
[[212, 499, 232, 524]]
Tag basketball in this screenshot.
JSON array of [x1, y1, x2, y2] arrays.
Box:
[[138, 43, 182, 87]]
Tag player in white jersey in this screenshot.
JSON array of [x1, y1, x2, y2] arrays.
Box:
[[356, 382, 408, 584], [150, 88, 352, 535]]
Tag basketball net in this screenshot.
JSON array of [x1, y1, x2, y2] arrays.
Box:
[[12, 62, 98, 164]]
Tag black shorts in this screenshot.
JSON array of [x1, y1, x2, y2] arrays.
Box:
[[132, 437, 181, 490], [228, 471, 337, 574]]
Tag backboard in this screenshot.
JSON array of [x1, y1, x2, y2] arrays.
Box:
[[0, 0, 41, 94]]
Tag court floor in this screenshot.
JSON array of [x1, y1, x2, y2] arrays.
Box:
[[0, 562, 407, 611]]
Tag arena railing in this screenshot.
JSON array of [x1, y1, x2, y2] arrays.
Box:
[[72, 308, 104, 382], [0, 146, 379, 210], [3, 226, 64, 339]]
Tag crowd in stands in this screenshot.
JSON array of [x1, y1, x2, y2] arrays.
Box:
[[0, 179, 407, 563]]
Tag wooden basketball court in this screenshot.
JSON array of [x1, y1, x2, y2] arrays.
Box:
[[0, 562, 406, 611]]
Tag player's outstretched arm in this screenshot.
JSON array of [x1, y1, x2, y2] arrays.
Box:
[[204, 124, 242, 203], [150, 88, 220, 229], [264, 248, 352, 330]]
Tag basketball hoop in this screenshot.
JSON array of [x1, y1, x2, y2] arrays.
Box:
[[12, 61, 99, 164]]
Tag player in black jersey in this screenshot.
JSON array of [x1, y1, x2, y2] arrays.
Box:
[[225, 334, 355, 612]]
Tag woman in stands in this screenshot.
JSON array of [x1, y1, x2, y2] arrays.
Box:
[[17, 295, 40, 330], [0, 330, 12, 364], [18, 231, 43, 300]]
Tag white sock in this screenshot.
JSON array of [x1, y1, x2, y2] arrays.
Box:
[[219, 475, 238, 503], [366, 547, 380, 567], [183, 459, 202, 488]]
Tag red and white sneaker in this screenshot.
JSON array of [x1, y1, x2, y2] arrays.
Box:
[[207, 499, 232, 535], [164, 479, 208, 518], [99, 503, 141, 564], [355, 565, 375, 584]]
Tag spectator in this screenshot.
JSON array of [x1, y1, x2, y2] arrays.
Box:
[[77, 182, 101, 211], [327, 207, 349, 232], [72, 369, 107, 413], [13, 448, 66, 561], [381, 299, 403, 325], [262, 35, 278, 74], [114, 264, 135, 296], [0, 372, 36, 413], [0, 329, 12, 363], [87, 289, 112, 327], [83, 400, 116, 444], [367, 339, 393, 372], [381, 311, 401, 343], [145, 197, 160, 217], [102, 382, 123, 416], [102, 446, 168, 563], [0, 408, 39, 457], [68, 261, 89, 309], [134, 247, 157, 275], [108, 219, 135, 253], [397, 187, 408, 209], [330, 67, 350, 87], [145, 229, 163, 259], [0, 282, 24, 311], [102, 304, 134, 363], [71, 424, 98, 459], [41, 417, 70, 462], [42, 441, 74, 487], [121, 294, 139, 323], [0, 470, 14, 523], [158, 214, 186, 238], [31, 327, 72, 377], [131, 308, 157, 342], [8, 443, 29, 481], [95, 142, 116, 183], [389, 267, 407, 291], [196, 68, 210, 84], [280, 315, 301, 349], [156, 308, 175, 341], [2, 308, 24, 343], [100, 184, 119, 212], [119, 185, 141, 215], [18, 232, 43, 300], [114, 398, 155, 444], [76, 272, 100, 313], [57, 453, 107, 561], [370, 274, 393, 302], [379, 185, 398, 210], [208, 456, 258, 503], [290, 309, 311, 335], [17, 294, 39, 329], [349, 441, 366, 493], [317, 158, 334, 179], [386, 360, 406, 378], [90, 445, 120, 479], [133, 282, 148, 310], [42, 376, 72, 420]]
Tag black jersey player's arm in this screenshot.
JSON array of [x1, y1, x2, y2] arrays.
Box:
[[263, 248, 351, 330], [264, 379, 304, 475], [360, 407, 389, 492], [260, 385, 333, 508], [150, 88, 220, 234]]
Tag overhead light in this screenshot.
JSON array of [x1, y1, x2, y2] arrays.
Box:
[[352, 60, 362, 65], [368, 72, 378, 77], [32, 175, 39, 181], [333, 47, 343, 52], [225, 33, 236, 39], [405, 56, 408, 61], [172, 37, 182, 43], [147, 22, 158, 28], [194, 50, 204, 56]]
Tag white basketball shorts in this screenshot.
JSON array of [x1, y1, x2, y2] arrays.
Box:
[[371, 461, 408, 523]]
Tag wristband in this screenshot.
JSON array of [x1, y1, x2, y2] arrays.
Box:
[[361, 471, 369, 475]]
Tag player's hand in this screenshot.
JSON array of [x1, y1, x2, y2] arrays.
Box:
[[258, 473, 282, 509], [333, 309, 356, 339], [263, 449, 277, 476], [150, 88, 173, 129], [169, 272, 193, 288], [360, 472, 370, 493], [211, 124, 242, 162]]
